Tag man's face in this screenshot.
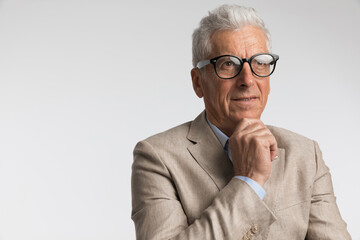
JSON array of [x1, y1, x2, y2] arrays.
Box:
[[191, 26, 271, 136]]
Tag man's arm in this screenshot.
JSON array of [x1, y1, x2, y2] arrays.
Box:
[[131, 140, 276, 240], [306, 141, 352, 239]]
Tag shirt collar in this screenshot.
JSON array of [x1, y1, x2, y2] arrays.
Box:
[[206, 115, 229, 149]]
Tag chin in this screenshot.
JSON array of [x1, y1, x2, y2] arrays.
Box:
[[230, 112, 261, 121]]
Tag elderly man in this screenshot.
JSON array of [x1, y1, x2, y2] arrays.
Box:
[[131, 4, 351, 240]]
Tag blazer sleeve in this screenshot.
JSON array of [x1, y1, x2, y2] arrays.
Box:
[[131, 140, 277, 240], [305, 141, 352, 240]]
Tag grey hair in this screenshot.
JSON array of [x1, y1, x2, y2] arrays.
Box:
[[192, 4, 272, 67]]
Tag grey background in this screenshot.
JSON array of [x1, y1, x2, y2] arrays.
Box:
[[0, 0, 359, 239]]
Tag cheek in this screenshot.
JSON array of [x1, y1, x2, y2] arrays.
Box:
[[213, 82, 233, 107], [201, 72, 233, 108], [202, 77, 224, 102], [259, 80, 270, 99], [201, 80, 215, 101]]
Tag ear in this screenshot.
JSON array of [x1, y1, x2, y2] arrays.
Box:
[[191, 68, 204, 98]]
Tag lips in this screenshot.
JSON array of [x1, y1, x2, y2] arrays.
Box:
[[231, 96, 258, 101]]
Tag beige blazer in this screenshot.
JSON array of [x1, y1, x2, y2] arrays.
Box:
[[131, 111, 351, 240]]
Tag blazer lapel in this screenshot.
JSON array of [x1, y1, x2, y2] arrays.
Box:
[[187, 111, 233, 191]]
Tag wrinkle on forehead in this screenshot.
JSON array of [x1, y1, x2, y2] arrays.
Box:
[[209, 26, 268, 59]]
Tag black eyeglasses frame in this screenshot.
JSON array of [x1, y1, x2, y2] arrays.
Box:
[[196, 53, 279, 79]]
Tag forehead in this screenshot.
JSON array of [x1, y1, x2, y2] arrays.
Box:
[[209, 25, 268, 58]]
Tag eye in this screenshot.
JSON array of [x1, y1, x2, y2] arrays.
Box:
[[216, 56, 240, 70], [253, 59, 266, 66], [218, 60, 237, 71], [224, 61, 235, 67]]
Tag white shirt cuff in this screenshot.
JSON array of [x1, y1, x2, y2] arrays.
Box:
[[236, 176, 266, 200]]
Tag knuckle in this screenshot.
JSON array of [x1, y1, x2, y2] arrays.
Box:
[[230, 134, 241, 144], [242, 134, 252, 144], [253, 137, 261, 145]]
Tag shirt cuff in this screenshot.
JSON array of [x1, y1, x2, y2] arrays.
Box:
[[236, 176, 266, 200]]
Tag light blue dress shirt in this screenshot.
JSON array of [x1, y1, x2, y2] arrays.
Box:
[[206, 118, 266, 200]]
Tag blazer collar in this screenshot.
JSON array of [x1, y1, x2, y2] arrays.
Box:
[[187, 111, 233, 190]]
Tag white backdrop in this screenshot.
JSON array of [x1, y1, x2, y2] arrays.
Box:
[[0, 0, 359, 239]]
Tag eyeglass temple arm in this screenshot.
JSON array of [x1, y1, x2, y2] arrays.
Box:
[[196, 60, 210, 69]]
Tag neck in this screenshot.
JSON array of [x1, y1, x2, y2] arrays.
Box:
[[206, 113, 235, 137]]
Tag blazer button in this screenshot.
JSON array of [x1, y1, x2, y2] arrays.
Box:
[[250, 225, 260, 234]]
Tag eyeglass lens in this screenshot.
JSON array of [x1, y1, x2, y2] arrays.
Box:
[[215, 54, 276, 78]]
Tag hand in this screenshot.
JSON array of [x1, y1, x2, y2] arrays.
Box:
[[228, 119, 278, 187]]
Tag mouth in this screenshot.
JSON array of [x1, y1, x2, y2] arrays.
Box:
[[231, 96, 258, 101]]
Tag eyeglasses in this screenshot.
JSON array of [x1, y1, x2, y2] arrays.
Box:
[[196, 53, 279, 79]]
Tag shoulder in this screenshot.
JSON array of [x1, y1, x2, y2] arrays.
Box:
[[132, 119, 200, 177], [133, 120, 194, 158], [267, 125, 316, 154], [143, 121, 192, 146]]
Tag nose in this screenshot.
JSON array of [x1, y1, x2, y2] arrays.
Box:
[[235, 63, 254, 87]]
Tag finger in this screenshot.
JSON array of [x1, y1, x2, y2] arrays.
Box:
[[236, 118, 264, 131], [247, 129, 278, 161], [229, 127, 269, 153], [234, 119, 265, 136], [269, 138, 278, 161]]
